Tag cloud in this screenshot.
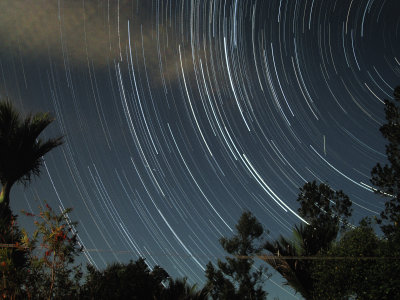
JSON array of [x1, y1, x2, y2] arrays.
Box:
[[0, 0, 192, 84]]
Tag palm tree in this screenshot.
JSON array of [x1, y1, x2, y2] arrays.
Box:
[[262, 224, 314, 300], [0, 100, 63, 208], [261, 181, 353, 299]]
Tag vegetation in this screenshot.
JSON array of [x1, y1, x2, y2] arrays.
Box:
[[2, 203, 208, 299], [80, 258, 168, 299], [1, 85, 400, 299], [371, 86, 400, 238], [21, 204, 83, 299], [0, 211, 28, 299], [160, 277, 209, 300], [205, 211, 269, 300], [0, 101, 63, 299], [262, 182, 352, 299], [311, 86, 400, 299], [312, 218, 384, 299], [260, 86, 400, 299], [0, 101, 63, 209]]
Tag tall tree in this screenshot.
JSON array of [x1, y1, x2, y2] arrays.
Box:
[[300, 86, 400, 299], [262, 182, 352, 299], [22, 204, 83, 300], [311, 218, 384, 300], [0, 100, 63, 209], [205, 211, 268, 300], [296, 181, 352, 253], [0, 101, 62, 298], [263, 224, 313, 300], [368, 85, 400, 298], [371, 86, 400, 238], [80, 258, 169, 300]]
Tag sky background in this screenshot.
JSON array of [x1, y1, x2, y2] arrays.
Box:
[[1, 0, 399, 298]]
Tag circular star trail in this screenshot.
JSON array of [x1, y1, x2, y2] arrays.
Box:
[[0, 0, 399, 297]]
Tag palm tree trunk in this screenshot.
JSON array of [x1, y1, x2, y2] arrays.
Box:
[[0, 182, 12, 206], [0, 182, 12, 223]]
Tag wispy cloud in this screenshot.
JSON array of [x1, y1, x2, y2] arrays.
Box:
[[0, 0, 191, 83]]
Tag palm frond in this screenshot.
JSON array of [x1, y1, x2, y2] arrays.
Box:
[[0, 101, 20, 138], [263, 227, 314, 299], [0, 100, 63, 187]]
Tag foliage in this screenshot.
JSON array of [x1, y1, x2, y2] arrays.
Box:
[[0, 208, 29, 299], [0, 100, 63, 207], [304, 86, 400, 299], [360, 84, 400, 297], [371, 86, 400, 238], [297, 181, 352, 253], [2, 86, 400, 298], [376, 231, 400, 298], [1, 202, 211, 300], [262, 182, 352, 299], [311, 218, 398, 299], [0, 100, 65, 298], [80, 257, 169, 300], [21, 203, 83, 299], [159, 277, 209, 300], [263, 224, 313, 300], [205, 211, 269, 300]]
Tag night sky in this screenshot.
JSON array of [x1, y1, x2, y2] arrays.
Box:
[[1, 0, 399, 298]]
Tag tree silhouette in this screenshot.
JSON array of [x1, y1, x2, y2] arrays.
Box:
[[0, 100, 63, 209], [0, 101, 62, 298], [368, 85, 400, 298], [21, 204, 83, 299], [312, 218, 384, 299], [263, 224, 314, 300], [160, 277, 209, 300], [296, 181, 352, 253], [0, 212, 28, 299], [205, 211, 268, 300], [371, 86, 400, 238], [80, 258, 169, 299], [262, 181, 352, 299]]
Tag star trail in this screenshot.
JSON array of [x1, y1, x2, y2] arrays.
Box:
[[0, 0, 399, 298]]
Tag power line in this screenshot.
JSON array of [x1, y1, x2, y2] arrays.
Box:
[[2, 244, 398, 260]]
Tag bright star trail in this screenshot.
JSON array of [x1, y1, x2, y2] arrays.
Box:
[[0, 0, 399, 298]]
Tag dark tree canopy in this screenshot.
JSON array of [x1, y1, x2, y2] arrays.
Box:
[[297, 181, 352, 253], [0, 211, 28, 298], [0, 100, 63, 208], [205, 211, 268, 300], [159, 277, 209, 300], [81, 258, 169, 300], [262, 181, 353, 300], [263, 224, 314, 300], [371, 86, 400, 237], [312, 217, 400, 300], [0, 102, 63, 298]]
